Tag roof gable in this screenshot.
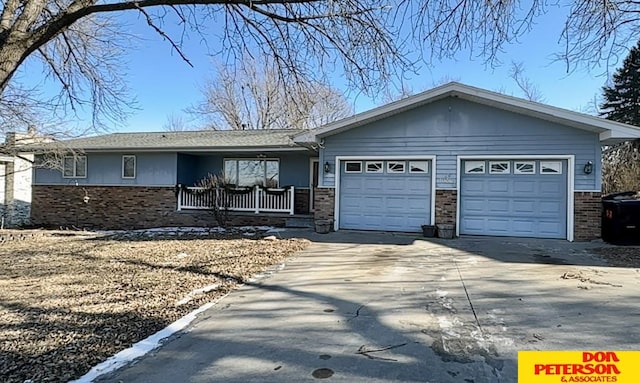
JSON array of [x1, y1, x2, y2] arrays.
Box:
[[295, 82, 640, 144]]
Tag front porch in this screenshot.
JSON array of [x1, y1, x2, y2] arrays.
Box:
[[176, 151, 318, 215], [177, 185, 296, 215]]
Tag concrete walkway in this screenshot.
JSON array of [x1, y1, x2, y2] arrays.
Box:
[[98, 232, 640, 383]]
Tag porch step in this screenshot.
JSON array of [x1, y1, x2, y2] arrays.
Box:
[[285, 216, 314, 228]]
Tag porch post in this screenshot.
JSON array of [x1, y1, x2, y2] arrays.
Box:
[[289, 186, 295, 215], [177, 185, 182, 211], [254, 185, 260, 214]]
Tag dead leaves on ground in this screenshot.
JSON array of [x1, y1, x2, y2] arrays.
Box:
[[0, 231, 308, 383]]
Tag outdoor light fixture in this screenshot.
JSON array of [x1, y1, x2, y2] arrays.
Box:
[[584, 161, 593, 174], [324, 161, 331, 173]]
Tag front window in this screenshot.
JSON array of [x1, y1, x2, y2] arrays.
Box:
[[62, 156, 87, 178], [224, 159, 279, 187]]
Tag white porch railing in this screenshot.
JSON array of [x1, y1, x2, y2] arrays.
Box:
[[177, 185, 295, 215]]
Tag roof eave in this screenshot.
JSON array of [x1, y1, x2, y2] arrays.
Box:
[[73, 145, 311, 153]]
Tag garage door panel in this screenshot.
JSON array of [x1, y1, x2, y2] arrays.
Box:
[[363, 196, 383, 209], [460, 159, 567, 239], [461, 217, 485, 231], [339, 159, 432, 232], [364, 178, 384, 190], [514, 181, 536, 193], [488, 180, 510, 193], [406, 197, 429, 210], [512, 220, 535, 235], [487, 199, 510, 213], [407, 178, 430, 191], [486, 218, 510, 233], [342, 178, 363, 191], [512, 200, 535, 214], [464, 198, 486, 212], [386, 196, 408, 209], [462, 179, 485, 193], [341, 195, 363, 209], [539, 201, 562, 214], [539, 180, 563, 194]]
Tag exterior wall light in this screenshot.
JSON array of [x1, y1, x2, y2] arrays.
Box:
[[324, 161, 331, 173], [584, 161, 593, 174]]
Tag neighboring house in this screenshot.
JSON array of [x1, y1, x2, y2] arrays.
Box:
[[0, 131, 42, 227], [30, 83, 640, 240]]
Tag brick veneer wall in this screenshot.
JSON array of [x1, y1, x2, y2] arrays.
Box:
[[435, 189, 457, 225], [31, 185, 288, 229], [313, 187, 335, 223], [294, 188, 310, 214], [574, 191, 601, 241]]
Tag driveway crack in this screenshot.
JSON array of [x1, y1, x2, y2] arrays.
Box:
[[454, 259, 483, 335]]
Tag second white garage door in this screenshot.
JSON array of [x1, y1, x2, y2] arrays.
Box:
[[338, 159, 432, 232], [460, 159, 568, 239]]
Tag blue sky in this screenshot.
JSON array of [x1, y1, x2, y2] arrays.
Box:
[[23, 6, 622, 133]]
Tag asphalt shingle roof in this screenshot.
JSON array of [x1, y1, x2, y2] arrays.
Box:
[[52, 129, 307, 151]]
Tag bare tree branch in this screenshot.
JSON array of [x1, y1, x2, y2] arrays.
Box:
[[188, 56, 353, 130]]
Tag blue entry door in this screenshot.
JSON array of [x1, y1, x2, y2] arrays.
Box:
[[338, 159, 432, 232]]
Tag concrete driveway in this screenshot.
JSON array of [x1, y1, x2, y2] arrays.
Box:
[[98, 231, 640, 383]]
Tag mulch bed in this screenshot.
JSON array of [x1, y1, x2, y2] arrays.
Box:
[[0, 229, 308, 383], [591, 246, 640, 268]]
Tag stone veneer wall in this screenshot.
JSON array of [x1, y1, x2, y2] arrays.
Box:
[[294, 188, 310, 214], [574, 192, 601, 241], [435, 189, 457, 225], [31, 185, 290, 229], [313, 187, 335, 224]]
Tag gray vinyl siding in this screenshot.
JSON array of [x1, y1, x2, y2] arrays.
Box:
[[321, 97, 601, 191], [34, 152, 177, 186]]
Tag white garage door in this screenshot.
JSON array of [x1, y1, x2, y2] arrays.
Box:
[[339, 160, 432, 232], [460, 159, 568, 239]]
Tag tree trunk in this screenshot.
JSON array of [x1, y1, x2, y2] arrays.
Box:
[[0, 38, 30, 94]]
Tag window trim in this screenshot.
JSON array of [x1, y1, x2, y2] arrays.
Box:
[[122, 155, 136, 179], [365, 161, 383, 173], [344, 161, 363, 173], [514, 161, 536, 174], [409, 161, 429, 173], [540, 161, 563, 174], [387, 161, 406, 173], [464, 160, 485, 174], [223, 158, 281, 187], [489, 161, 511, 174], [62, 155, 87, 179]]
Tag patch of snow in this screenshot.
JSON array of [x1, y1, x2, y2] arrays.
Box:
[[176, 284, 220, 306], [69, 298, 222, 383], [435, 289, 448, 297]]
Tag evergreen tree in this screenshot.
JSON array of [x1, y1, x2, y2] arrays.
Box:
[[600, 40, 640, 125]]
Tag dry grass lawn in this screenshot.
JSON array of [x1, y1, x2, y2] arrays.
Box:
[[0, 230, 308, 383]]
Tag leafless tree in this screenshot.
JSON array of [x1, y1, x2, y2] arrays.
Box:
[[189, 58, 353, 130], [602, 142, 640, 194], [163, 112, 194, 131], [2, 0, 640, 138], [508, 61, 546, 102]]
